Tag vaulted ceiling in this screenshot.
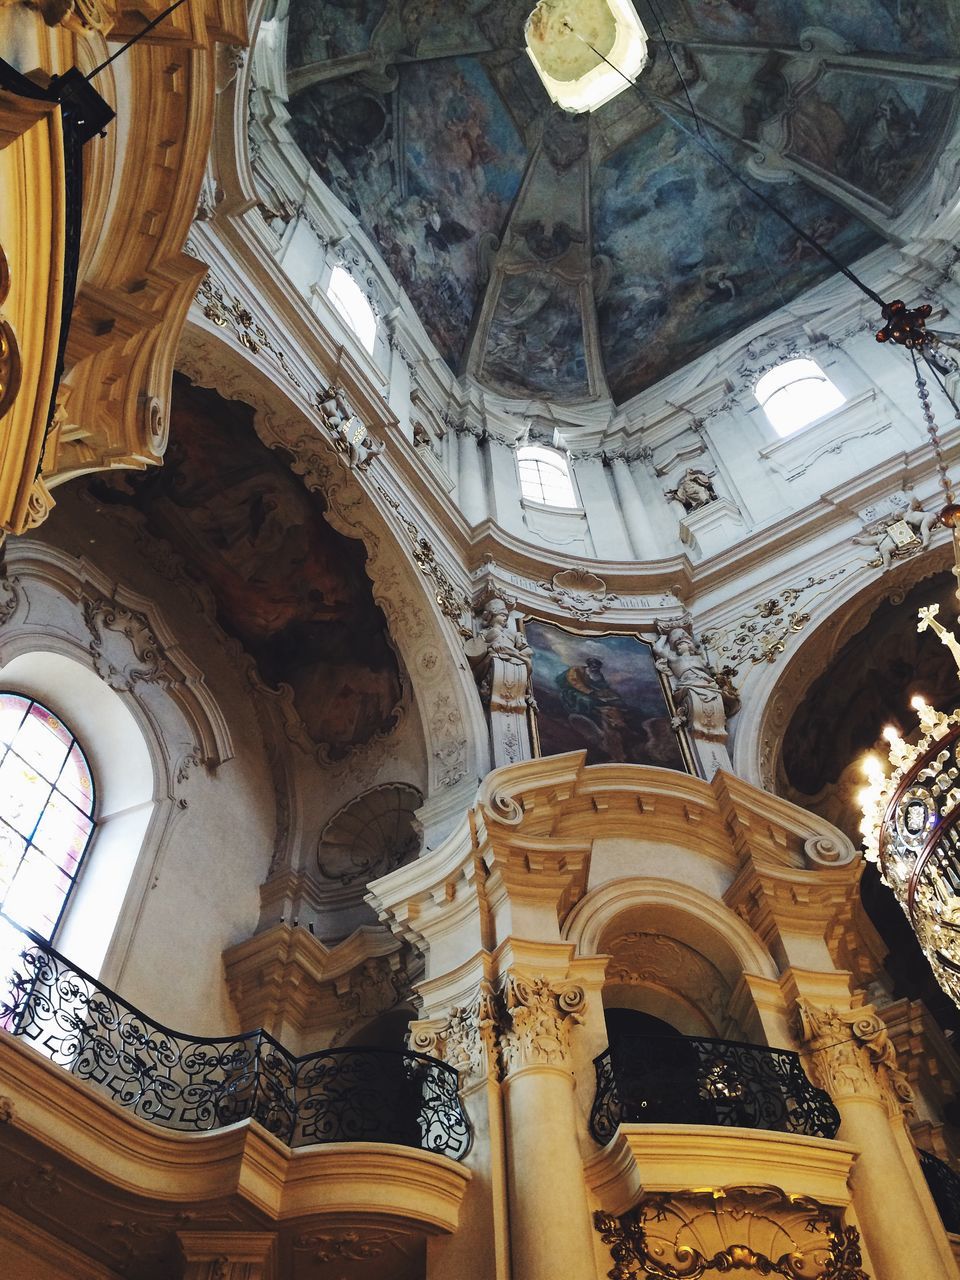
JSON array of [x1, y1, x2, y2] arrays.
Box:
[[285, 0, 959, 406]]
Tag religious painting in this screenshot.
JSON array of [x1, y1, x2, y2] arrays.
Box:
[[524, 621, 690, 771], [481, 273, 590, 400], [90, 376, 402, 754]]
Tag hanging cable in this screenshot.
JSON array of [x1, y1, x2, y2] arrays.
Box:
[[86, 0, 190, 81]]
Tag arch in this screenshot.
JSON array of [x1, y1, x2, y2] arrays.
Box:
[[174, 315, 488, 816], [563, 876, 777, 982], [733, 538, 955, 792]]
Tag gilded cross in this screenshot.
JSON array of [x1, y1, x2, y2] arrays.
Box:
[[917, 604, 960, 675]]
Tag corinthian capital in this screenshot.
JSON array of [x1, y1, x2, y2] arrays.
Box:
[[409, 981, 500, 1087], [796, 999, 915, 1116], [499, 975, 587, 1076]]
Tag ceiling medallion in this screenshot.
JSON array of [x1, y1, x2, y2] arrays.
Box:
[[524, 0, 648, 114]]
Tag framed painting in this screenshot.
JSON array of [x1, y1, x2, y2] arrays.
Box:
[[523, 619, 692, 772]]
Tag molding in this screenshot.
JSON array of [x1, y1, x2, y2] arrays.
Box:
[[0, 1034, 470, 1234], [584, 1124, 858, 1215]]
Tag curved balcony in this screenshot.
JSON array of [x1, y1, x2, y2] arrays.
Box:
[[919, 1148, 960, 1234], [0, 915, 470, 1160], [591, 1032, 840, 1144]]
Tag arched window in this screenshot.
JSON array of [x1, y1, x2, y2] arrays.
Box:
[[755, 357, 845, 437], [327, 265, 377, 354], [517, 444, 578, 508], [0, 693, 94, 942]]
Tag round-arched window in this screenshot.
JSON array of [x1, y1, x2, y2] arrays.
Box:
[[327, 265, 378, 355], [754, 357, 845, 436], [0, 693, 95, 942], [516, 444, 578, 507]]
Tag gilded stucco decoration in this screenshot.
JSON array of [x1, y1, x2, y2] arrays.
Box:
[[796, 999, 915, 1116], [409, 980, 501, 1087], [594, 1186, 869, 1280], [410, 974, 586, 1083], [0, 246, 21, 421], [702, 569, 848, 671]]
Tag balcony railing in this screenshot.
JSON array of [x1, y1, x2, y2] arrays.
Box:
[[0, 914, 470, 1160], [590, 1032, 840, 1144], [919, 1148, 960, 1234]]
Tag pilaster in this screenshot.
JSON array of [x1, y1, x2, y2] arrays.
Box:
[[177, 1234, 276, 1280]]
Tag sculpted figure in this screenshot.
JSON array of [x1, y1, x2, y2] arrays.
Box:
[[665, 467, 717, 512], [653, 621, 735, 741], [468, 597, 534, 702], [316, 386, 383, 470], [853, 496, 937, 569]]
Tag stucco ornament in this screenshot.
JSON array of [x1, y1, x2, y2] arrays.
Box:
[[315, 385, 384, 471], [796, 999, 915, 1116], [664, 467, 718, 513], [852, 493, 938, 569], [540, 568, 617, 620], [466, 594, 534, 767], [594, 1186, 868, 1280], [653, 618, 737, 742], [498, 975, 586, 1075], [408, 981, 500, 1087]]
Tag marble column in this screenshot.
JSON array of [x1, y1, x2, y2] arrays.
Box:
[[177, 1232, 276, 1280], [607, 454, 657, 562], [797, 1001, 960, 1280], [498, 975, 597, 1280]]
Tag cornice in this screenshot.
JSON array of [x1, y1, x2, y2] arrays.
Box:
[[584, 1124, 858, 1217]]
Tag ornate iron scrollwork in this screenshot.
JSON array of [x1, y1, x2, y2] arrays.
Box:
[[918, 1147, 960, 1234], [0, 917, 470, 1160], [590, 1032, 840, 1144]]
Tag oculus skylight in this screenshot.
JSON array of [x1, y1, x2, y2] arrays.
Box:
[[525, 0, 648, 114]]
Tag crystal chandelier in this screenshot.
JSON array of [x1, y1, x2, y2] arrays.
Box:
[[859, 499, 960, 1006]]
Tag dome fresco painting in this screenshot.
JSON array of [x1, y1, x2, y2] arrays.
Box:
[[285, 0, 959, 405]]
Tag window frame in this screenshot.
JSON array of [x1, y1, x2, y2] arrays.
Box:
[[0, 691, 96, 944], [516, 444, 579, 509], [326, 264, 378, 355], [754, 357, 846, 438]]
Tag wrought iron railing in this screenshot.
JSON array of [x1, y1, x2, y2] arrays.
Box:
[[0, 915, 470, 1160], [590, 1032, 840, 1144], [919, 1148, 960, 1234]]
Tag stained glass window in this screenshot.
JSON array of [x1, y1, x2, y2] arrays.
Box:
[[0, 693, 95, 941]]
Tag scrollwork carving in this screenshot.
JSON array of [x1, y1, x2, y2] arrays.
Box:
[[796, 999, 915, 1115], [499, 975, 586, 1075], [594, 1185, 868, 1280], [539, 569, 617, 621]]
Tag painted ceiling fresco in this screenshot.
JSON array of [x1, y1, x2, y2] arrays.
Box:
[[285, 0, 959, 404], [92, 377, 402, 752]]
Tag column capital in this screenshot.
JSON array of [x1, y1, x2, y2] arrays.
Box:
[[409, 978, 501, 1088], [499, 974, 587, 1077], [795, 999, 915, 1116]]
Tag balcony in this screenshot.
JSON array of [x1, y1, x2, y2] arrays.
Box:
[[590, 1031, 840, 1145], [920, 1148, 960, 1235], [0, 913, 470, 1160]]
